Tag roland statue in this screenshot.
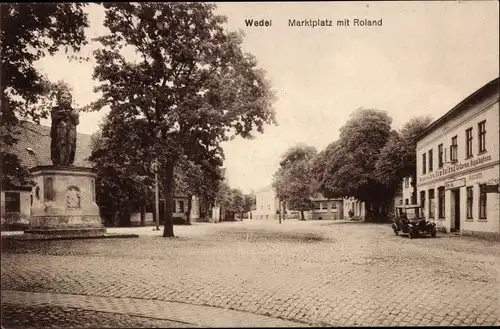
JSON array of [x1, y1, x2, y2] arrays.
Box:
[[50, 89, 79, 166]]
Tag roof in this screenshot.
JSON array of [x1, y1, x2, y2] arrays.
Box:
[[414, 77, 499, 142], [10, 121, 93, 168]]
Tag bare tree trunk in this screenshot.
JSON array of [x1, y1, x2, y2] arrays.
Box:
[[186, 194, 192, 225], [162, 161, 175, 237], [300, 210, 305, 221]]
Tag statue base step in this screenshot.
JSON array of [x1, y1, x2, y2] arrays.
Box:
[[24, 227, 106, 236]]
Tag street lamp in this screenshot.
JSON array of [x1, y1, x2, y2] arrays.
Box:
[[153, 160, 160, 231]]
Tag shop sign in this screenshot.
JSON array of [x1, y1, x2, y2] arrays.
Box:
[[420, 154, 492, 183], [445, 178, 466, 190]]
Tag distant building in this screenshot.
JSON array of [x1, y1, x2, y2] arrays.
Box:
[[415, 77, 499, 240], [343, 197, 366, 220], [211, 168, 228, 222], [306, 195, 343, 220], [401, 176, 416, 205], [252, 185, 280, 220]]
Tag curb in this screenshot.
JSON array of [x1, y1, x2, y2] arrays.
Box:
[[1, 233, 139, 241]]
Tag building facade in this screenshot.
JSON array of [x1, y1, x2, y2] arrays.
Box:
[[343, 197, 366, 220], [415, 77, 499, 239], [252, 185, 280, 220], [306, 197, 343, 220]]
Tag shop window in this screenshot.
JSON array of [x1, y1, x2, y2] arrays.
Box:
[[438, 187, 445, 219], [478, 120, 486, 153], [479, 188, 487, 219], [428, 189, 435, 219], [465, 128, 473, 158], [466, 187, 473, 219], [5, 192, 21, 212]]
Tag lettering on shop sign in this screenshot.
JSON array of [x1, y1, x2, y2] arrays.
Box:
[[468, 173, 482, 181], [420, 154, 492, 183]]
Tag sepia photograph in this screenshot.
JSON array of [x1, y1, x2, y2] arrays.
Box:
[[1, 1, 499, 327]]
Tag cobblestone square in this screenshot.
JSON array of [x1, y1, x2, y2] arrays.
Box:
[[1, 220, 500, 327]]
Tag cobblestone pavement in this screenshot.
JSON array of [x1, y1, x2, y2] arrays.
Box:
[[2, 220, 500, 327], [1, 303, 193, 328]]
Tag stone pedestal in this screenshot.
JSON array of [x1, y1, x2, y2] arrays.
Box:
[[25, 166, 105, 236]]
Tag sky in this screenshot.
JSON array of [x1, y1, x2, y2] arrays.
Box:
[[35, 1, 499, 194]]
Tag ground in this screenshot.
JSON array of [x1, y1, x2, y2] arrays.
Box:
[[1, 219, 499, 328]]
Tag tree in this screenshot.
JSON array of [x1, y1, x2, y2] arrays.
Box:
[[228, 188, 244, 220], [272, 144, 317, 220], [89, 122, 155, 227], [315, 108, 393, 220], [375, 116, 433, 203], [243, 193, 255, 219], [214, 181, 232, 222], [87, 3, 276, 237], [1, 4, 90, 187], [174, 157, 223, 224]]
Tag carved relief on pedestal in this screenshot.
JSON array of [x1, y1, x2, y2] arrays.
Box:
[[67, 186, 81, 210], [44, 177, 54, 201], [35, 186, 40, 200]]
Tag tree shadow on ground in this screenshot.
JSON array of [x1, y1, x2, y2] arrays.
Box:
[[205, 229, 326, 243]]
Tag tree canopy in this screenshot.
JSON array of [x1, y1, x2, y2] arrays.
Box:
[[1, 3, 89, 188], [313, 108, 393, 218], [374, 115, 433, 201], [87, 3, 276, 236], [272, 144, 317, 220]]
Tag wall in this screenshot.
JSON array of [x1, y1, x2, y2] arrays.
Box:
[[307, 200, 343, 220], [253, 187, 279, 220], [1, 190, 31, 229], [343, 197, 366, 219]]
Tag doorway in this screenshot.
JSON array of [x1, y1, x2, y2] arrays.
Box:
[[452, 189, 460, 231]]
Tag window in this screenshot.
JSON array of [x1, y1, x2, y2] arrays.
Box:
[[479, 187, 487, 219], [438, 187, 445, 219], [314, 202, 321, 210], [5, 192, 21, 212], [405, 198, 409, 205], [178, 200, 185, 213], [466, 187, 473, 219], [404, 178, 409, 189], [450, 136, 458, 161], [438, 144, 444, 168], [428, 189, 435, 219], [422, 153, 427, 174], [428, 149, 433, 172], [465, 128, 473, 158], [478, 120, 486, 153], [420, 191, 425, 208]]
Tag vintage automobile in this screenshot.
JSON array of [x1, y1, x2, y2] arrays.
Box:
[[392, 204, 437, 238]]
